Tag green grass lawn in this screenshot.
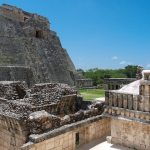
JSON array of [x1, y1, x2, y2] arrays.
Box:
[[79, 88, 105, 101]]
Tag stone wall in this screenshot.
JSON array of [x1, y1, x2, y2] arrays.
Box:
[[104, 78, 136, 90], [76, 79, 93, 88], [111, 118, 150, 150], [105, 91, 150, 121], [0, 4, 49, 26], [0, 114, 29, 150], [104, 75, 150, 150], [21, 116, 110, 150], [0, 66, 34, 86], [0, 4, 76, 86]]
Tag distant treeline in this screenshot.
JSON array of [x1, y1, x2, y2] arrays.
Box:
[[77, 65, 142, 86]]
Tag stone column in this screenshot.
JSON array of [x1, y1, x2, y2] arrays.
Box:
[[118, 94, 123, 108], [128, 94, 133, 110], [113, 93, 118, 107], [123, 94, 128, 109], [109, 92, 113, 106], [133, 95, 139, 111], [105, 91, 109, 105]]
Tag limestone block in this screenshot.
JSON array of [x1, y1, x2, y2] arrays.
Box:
[[112, 109, 116, 116], [118, 94, 123, 108], [108, 108, 112, 115], [129, 111, 135, 118], [139, 97, 144, 111], [112, 93, 118, 107], [143, 96, 150, 112], [127, 95, 133, 110], [116, 109, 121, 115], [135, 112, 140, 119], [145, 114, 150, 121], [35, 142, 46, 150], [109, 92, 113, 106], [123, 94, 128, 109], [111, 137, 122, 145], [120, 110, 125, 117], [133, 95, 139, 111], [140, 113, 145, 120], [46, 138, 55, 150], [125, 110, 130, 117], [144, 85, 150, 96]]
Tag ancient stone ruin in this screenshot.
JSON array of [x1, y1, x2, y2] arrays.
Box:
[[0, 4, 76, 86], [105, 70, 150, 150], [0, 81, 106, 150], [0, 4, 108, 150], [0, 4, 149, 150]]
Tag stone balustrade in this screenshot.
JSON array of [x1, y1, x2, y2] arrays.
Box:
[[105, 91, 150, 122], [105, 91, 142, 111]]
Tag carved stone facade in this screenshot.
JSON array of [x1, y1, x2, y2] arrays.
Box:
[[104, 70, 150, 150]]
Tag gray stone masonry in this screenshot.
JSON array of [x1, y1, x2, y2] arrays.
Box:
[[0, 4, 76, 86]]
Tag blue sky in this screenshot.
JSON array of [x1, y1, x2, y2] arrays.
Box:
[[0, 0, 150, 70]]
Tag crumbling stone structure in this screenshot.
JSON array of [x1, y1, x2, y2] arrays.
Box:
[[0, 4, 76, 86], [0, 4, 109, 150], [104, 70, 150, 150], [1, 4, 149, 150], [76, 79, 93, 88], [0, 81, 107, 150]]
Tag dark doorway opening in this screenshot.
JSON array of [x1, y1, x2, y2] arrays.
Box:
[[75, 132, 80, 146], [36, 30, 43, 38], [116, 85, 119, 89]]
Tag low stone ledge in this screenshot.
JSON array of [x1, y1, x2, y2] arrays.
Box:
[[21, 141, 34, 150], [105, 106, 150, 119], [104, 113, 150, 124], [28, 115, 108, 143]]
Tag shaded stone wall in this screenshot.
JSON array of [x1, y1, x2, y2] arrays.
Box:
[[0, 66, 34, 86], [111, 118, 150, 150], [21, 117, 110, 150], [76, 79, 93, 88], [0, 115, 29, 150], [104, 78, 136, 90], [30, 95, 78, 116]]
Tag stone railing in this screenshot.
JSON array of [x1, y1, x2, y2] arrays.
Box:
[[105, 91, 141, 111], [105, 91, 150, 122]]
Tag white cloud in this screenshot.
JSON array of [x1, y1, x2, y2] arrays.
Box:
[[119, 61, 127, 65], [112, 56, 118, 60]]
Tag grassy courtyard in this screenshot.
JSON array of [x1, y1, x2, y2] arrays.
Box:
[[79, 88, 105, 101]]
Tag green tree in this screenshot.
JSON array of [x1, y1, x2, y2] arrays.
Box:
[[124, 65, 139, 78], [79, 65, 143, 86]]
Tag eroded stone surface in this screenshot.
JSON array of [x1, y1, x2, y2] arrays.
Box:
[[0, 4, 76, 86]]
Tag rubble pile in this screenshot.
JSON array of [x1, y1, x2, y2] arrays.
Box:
[[23, 83, 77, 105], [0, 81, 105, 134], [28, 110, 61, 134]]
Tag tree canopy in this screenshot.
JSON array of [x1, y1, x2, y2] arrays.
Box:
[[77, 65, 142, 86]]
